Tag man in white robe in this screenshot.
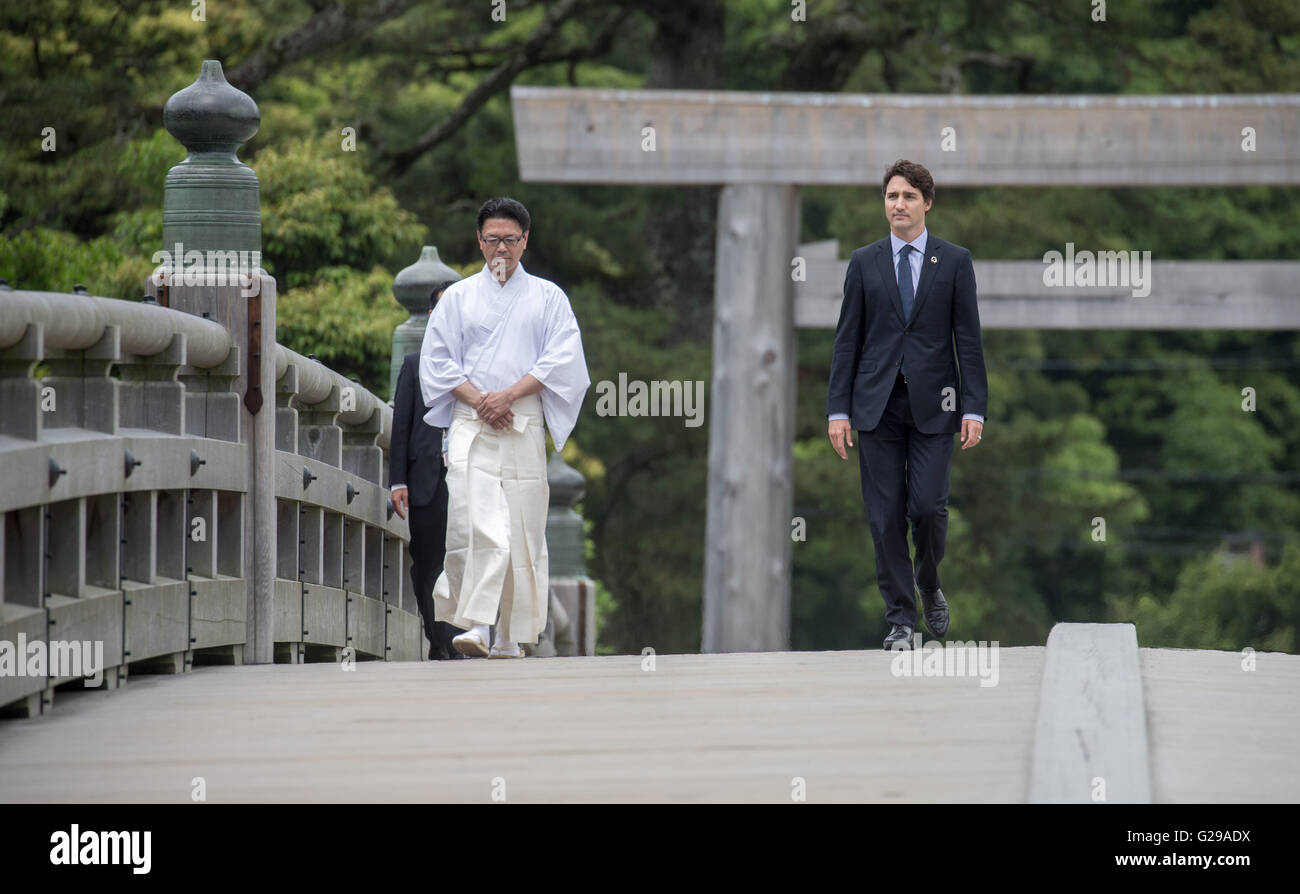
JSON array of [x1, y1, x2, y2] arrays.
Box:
[[419, 197, 590, 658]]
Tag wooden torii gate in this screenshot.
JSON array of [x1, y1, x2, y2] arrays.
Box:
[[510, 88, 1300, 652]]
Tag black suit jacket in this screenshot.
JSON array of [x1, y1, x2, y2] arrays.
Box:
[[389, 352, 448, 508], [827, 234, 988, 434]]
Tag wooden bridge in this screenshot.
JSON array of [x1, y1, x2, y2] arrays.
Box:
[[3, 64, 1297, 804], [1, 624, 1295, 803]]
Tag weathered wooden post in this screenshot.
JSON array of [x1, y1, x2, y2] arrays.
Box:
[[701, 184, 800, 652], [152, 59, 278, 663]]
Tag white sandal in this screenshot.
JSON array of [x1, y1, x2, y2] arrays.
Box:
[[451, 630, 489, 658]]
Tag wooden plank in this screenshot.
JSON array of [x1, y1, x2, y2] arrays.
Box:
[[1029, 623, 1152, 804], [797, 260, 1300, 329], [1141, 648, 1300, 803]]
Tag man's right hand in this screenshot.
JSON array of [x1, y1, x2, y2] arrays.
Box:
[[391, 486, 409, 520], [828, 419, 854, 460], [476, 391, 515, 430]]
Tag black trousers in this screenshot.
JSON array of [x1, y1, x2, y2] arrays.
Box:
[[408, 497, 456, 655], [856, 372, 956, 628]]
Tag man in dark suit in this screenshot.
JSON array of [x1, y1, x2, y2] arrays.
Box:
[[391, 283, 461, 660], [827, 159, 988, 651]]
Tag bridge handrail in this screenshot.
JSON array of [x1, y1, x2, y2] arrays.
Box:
[[0, 284, 424, 715], [1, 289, 232, 367], [275, 343, 393, 449], [0, 291, 394, 452]]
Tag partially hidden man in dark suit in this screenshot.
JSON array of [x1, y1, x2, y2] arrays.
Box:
[[827, 159, 989, 651], [390, 286, 461, 660]]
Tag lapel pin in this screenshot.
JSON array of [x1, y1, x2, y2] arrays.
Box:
[[930, 256, 937, 264]]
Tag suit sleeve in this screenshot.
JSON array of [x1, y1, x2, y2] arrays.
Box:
[[952, 250, 988, 420], [389, 359, 413, 488], [826, 253, 866, 418]]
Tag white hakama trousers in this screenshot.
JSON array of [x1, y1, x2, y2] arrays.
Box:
[[432, 393, 550, 643]]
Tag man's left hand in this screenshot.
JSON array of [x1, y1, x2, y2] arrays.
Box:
[[960, 418, 983, 450]]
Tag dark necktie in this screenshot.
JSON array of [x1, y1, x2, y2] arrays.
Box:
[[897, 244, 915, 322], [897, 244, 915, 377]]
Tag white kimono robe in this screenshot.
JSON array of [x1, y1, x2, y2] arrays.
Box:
[[418, 264, 590, 643]]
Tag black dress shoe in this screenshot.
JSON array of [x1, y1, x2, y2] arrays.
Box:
[[428, 636, 459, 660], [916, 581, 950, 638], [883, 624, 914, 650], [438, 635, 464, 660]]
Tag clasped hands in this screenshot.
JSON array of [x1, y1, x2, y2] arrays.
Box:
[[475, 389, 515, 430]]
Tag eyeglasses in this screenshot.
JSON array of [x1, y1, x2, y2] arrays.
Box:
[[480, 235, 523, 247]]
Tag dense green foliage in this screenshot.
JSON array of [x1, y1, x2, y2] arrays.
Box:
[[3, 0, 1297, 654]]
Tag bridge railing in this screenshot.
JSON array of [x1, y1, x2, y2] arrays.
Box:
[[0, 285, 419, 717], [271, 342, 419, 664]]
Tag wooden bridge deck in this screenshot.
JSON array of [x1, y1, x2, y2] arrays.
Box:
[[0, 647, 1294, 803]]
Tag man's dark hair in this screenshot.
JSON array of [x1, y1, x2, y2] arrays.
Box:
[[476, 197, 531, 234], [881, 159, 935, 205], [429, 279, 457, 310]]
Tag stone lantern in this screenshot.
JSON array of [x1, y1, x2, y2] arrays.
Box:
[[542, 452, 594, 655], [161, 60, 261, 260], [389, 246, 461, 399], [545, 452, 588, 579]]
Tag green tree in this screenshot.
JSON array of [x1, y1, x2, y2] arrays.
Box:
[[1112, 541, 1300, 653]]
